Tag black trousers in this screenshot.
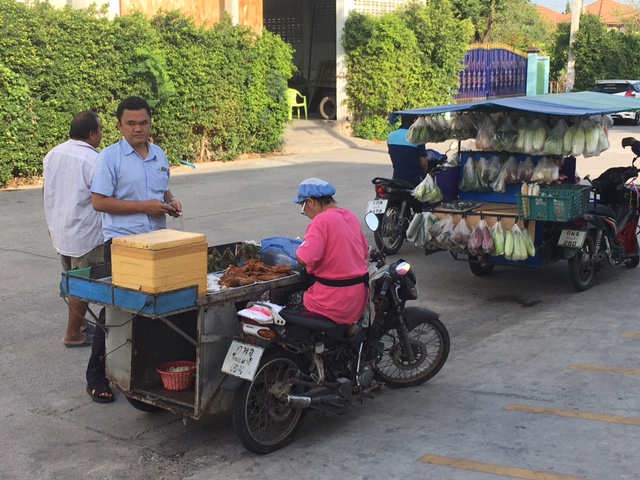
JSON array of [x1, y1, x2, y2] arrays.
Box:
[[85, 240, 111, 388]]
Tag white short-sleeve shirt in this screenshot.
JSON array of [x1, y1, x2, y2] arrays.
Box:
[[43, 140, 103, 257]]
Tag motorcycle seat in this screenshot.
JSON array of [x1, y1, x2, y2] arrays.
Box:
[[590, 203, 617, 218], [371, 177, 415, 190], [279, 309, 348, 336]]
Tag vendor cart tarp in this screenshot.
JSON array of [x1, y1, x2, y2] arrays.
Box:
[[391, 91, 640, 120]]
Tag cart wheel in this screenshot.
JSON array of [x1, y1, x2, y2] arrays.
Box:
[[232, 350, 307, 454], [468, 255, 495, 276], [126, 396, 163, 413], [568, 232, 597, 291]]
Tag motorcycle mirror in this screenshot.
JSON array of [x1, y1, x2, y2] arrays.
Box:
[[395, 261, 411, 275], [364, 212, 379, 232], [448, 141, 458, 151]]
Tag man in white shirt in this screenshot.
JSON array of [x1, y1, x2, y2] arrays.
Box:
[[43, 111, 104, 347]]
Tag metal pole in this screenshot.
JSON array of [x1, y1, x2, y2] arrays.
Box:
[[565, 0, 582, 92]]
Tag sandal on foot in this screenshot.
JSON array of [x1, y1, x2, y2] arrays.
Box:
[[81, 324, 96, 335], [64, 334, 93, 348], [86, 385, 115, 404]]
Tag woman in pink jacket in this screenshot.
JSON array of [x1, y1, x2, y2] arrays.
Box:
[[292, 178, 369, 325]]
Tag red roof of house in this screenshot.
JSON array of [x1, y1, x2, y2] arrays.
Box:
[[536, 0, 635, 26], [585, 0, 635, 26], [536, 5, 569, 24]]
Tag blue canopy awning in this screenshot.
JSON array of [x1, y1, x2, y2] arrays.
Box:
[[392, 91, 640, 120]]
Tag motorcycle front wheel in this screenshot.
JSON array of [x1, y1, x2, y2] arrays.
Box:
[[232, 350, 307, 454], [374, 205, 405, 255], [568, 232, 597, 291], [373, 317, 450, 388]]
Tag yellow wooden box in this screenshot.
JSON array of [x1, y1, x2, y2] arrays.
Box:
[[111, 229, 208, 298]]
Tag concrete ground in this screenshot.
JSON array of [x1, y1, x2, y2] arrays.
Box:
[[1, 118, 639, 479]]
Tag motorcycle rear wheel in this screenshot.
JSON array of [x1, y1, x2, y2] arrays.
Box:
[[568, 232, 597, 291], [373, 206, 405, 255], [373, 317, 450, 388], [232, 350, 307, 454]]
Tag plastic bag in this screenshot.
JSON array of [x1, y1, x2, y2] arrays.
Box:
[[543, 119, 567, 155], [492, 221, 505, 256], [449, 218, 471, 253], [476, 115, 496, 150], [491, 116, 518, 151], [427, 215, 449, 248], [460, 157, 478, 191], [490, 165, 506, 192], [582, 118, 608, 158], [476, 156, 491, 190], [432, 215, 455, 249], [529, 119, 549, 153], [503, 156, 519, 184], [530, 156, 559, 183], [405, 116, 429, 144], [514, 117, 528, 152], [467, 222, 484, 255], [487, 156, 502, 183], [406, 213, 426, 246], [517, 156, 534, 183], [422, 212, 440, 245], [481, 220, 494, 255], [450, 113, 478, 140], [412, 174, 443, 203]]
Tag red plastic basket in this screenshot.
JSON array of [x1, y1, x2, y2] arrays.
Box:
[[156, 361, 196, 391]]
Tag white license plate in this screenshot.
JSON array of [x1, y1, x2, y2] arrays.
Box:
[[558, 229, 586, 248], [366, 199, 388, 214], [221, 340, 264, 381]]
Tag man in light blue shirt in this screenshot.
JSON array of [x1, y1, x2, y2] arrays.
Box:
[[87, 96, 182, 403]]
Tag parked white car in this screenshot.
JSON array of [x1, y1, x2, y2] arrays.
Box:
[[593, 80, 640, 124]]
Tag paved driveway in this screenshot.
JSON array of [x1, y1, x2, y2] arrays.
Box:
[[1, 120, 639, 479]]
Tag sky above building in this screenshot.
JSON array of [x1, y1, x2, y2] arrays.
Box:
[[532, 0, 569, 13]]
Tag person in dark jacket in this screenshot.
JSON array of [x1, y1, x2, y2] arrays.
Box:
[[386, 115, 428, 187]]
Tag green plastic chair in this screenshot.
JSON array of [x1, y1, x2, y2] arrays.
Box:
[[286, 88, 308, 120]]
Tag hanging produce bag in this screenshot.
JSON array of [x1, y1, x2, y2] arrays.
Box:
[[412, 174, 443, 203]]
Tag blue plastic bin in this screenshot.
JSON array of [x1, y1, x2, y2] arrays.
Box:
[[260, 237, 303, 271]]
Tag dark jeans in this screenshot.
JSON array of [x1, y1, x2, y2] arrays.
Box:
[[86, 240, 111, 388]]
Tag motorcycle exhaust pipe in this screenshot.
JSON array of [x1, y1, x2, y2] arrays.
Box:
[[285, 394, 312, 408]]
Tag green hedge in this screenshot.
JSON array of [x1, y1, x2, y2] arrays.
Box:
[[0, 0, 294, 187], [342, 0, 474, 140]]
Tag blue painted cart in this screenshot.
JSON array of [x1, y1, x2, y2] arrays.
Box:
[[61, 246, 300, 418], [392, 92, 640, 282]]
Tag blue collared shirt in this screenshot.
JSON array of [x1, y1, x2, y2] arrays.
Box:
[[91, 139, 170, 241]]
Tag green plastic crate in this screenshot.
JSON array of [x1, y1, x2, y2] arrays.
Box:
[[516, 184, 590, 222]]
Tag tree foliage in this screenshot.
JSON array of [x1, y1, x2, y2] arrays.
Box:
[[451, 0, 553, 51], [342, 0, 473, 140], [0, 0, 293, 187], [548, 14, 640, 91]]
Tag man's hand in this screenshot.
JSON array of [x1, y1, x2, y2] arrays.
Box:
[[622, 137, 637, 148], [167, 199, 182, 217], [145, 199, 178, 218]]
